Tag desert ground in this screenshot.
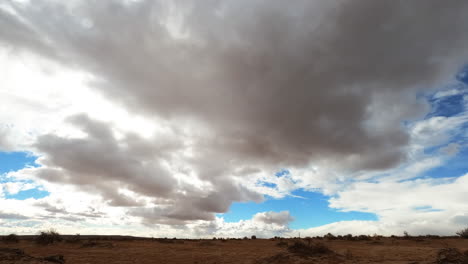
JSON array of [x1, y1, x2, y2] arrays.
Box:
[[1, 236, 468, 264]]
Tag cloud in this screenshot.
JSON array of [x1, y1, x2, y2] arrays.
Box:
[[0, 126, 14, 151], [2, 0, 468, 172], [253, 211, 294, 226], [434, 89, 463, 99], [324, 174, 468, 235], [192, 213, 293, 238], [3, 181, 37, 195], [0, 212, 29, 220], [1, 0, 468, 230], [440, 143, 461, 156], [26, 114, 262, 223]]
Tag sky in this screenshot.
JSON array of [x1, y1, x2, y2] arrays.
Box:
[[0, 0, 467, 238]]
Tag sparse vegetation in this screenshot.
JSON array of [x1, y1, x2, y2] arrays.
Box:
[[0, 248, 65, 263], [357, 235, 371, 241], [403, 231, 411, 239], [2, 233, 19, 243], [456, 227, 468, 239], [251, 235, 257, 239], [436, 248, 468, 263], [287, 241, 332, 257], [65, 233, 81, 244], [2, 232, 468, 263], [81, 241, 114, 248], [324, 233, 336, 240], [155, 238, 175, 244], [36, 229, 62, 245], [276, 240, 288, 247]]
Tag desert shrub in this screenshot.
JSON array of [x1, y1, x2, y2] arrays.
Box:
[[243, 236, 249, 240], [65, 233, 81, 244], [324, 233, 336, 240], [2, 233, 19, 243], [456, 227, 468, 239], [343, 234, 355, 241], [403, 231, 411, 239], [287, 241, 331, 257], [36, 229, 62, 245], [436, 248, 468, 263], [251, 235, 257, 239], [357, 235, 370, 241], [276, 241, 288, 247]]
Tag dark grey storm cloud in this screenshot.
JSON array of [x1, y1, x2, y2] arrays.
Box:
[[2, 0, 468, 222]]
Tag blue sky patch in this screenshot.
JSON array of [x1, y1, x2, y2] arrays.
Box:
[[0, 151, 38, 174], [0, 151, 49, 200], [4, 188, 50, 200], [413, 206, 443, 212], [221, 190, 377, 229], [424, 148, 468, 179]]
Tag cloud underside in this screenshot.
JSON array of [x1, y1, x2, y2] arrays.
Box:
[[0, 0, 468, 231]]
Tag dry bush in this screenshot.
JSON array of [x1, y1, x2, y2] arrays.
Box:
[[36, 229, 62, 245], [456, 227, 468, 239], [276, 241, 288, 247], [357, 235, 371, 241], [324, 233, 336, 240], [436, 248, 468, 263], [2, 233, 19, 243], [287, 241, 331, 257], [65, 233, 81, 244], [403, 231, 412, 239]]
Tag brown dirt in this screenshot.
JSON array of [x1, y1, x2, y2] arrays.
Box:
[[0, 237, 467, 263]]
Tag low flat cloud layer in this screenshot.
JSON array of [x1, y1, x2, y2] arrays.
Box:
[[0, 0, 467, 236]]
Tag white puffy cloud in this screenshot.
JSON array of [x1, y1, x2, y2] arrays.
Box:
[[253, 211, 294, 226]]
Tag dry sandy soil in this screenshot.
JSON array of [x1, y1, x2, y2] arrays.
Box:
[[1, 237, 468, 263]]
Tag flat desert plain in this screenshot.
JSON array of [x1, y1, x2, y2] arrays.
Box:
[[1, 237, 468, 263]]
